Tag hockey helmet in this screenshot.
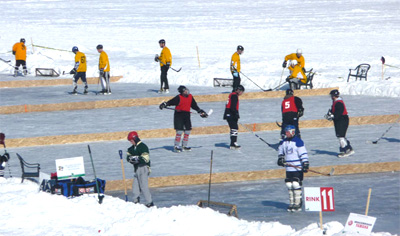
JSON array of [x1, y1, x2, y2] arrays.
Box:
[[286, 89, 293, 95], [330, 89, 340, 97], [159, 39, 165, 44], [178, 85, 188, 94], [72, 46, 79, 53], [20, 38, 26, 43], [237, 45, 244, 51], [127, 131, 139, 141], [285, 125, 296, 136], [96, 44, 103, 50], [236, 85, 245, 92], [296, 49, 302, 54]]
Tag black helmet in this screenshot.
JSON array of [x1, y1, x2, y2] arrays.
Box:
[[286, 89, 293, 95], [178, 85, 187, 94], [72, 46, 79, 52], [96, 44, 103, 49], [237, 45, 244, 51], [330, 89, 339, 97], [20, 38, 25, 43], [159, 39, 165, 44], [236, 85, 245, 92]]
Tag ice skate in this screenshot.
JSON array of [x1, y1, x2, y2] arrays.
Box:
[[230, 142, 241, 150], [174, 146, 182, 153], [71, 87, 78, 95], [158, 89, 164, 94], [145, 202, 154, 208], [83, 86, 88, 94], [164, 89, 169, 94], [182, 146, 192, 151], [338, 148, 355, 158], [291, 203, 302, 212]]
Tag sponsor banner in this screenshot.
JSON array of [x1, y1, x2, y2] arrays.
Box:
[[55, 156, 85, 180], [344, 213, 376, 235]]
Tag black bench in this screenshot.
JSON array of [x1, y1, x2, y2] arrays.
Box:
[[347, 64, 370, 82], [17, 153, 40, 183], [298, 68, 315, 89]]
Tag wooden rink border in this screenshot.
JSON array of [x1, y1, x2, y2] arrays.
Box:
[[0, 76, 122, 88], [105, 162, 400, 192], [0, 87, 336, 114], [5, 114, 399, 148]]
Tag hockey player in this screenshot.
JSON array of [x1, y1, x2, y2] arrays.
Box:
[[230, 45, 244, 91], [70, 46, 88, 94], [277, 125, 309, 212], [281, 89, 304, 140], [0, 152, 10, 177], [126, 131, 154, 207], [282, 49, 305, 71], [223, 85, 245, 150], [325, 89, 355, 158], [96, 44, 111, 95], [159, 86, 208, 152], [155, 39, 172, 94], [12, 38, 27, 76], [286, 60, 307, 90]]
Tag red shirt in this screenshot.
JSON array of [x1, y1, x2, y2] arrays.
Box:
[[282, 96, 298, 113], [175, 94, 193, 112], [226, 92, 239, 111], [332, 100, 348, 115]]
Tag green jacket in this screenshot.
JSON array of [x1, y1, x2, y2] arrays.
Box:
[[127, 141, 150, 170]]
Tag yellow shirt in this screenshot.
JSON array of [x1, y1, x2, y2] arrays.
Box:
[[231, 52, 240, 73], [75, 51, 87, 72], [285, 53, 305, 68], [159, 47, 172, 67], [99, 51, 110, 72], [12, 42, 27, 61], [289, 65, 307, 83]]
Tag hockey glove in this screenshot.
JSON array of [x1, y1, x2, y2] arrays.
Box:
[[154, 54, 159, 62], [166, 62, 170, 67], [198, 109, 208, 118], [159, 102, 167, 110], [128, 156, 139, 164], [324, 110, 334, 121], [277, 155, 286, 167], [3, 153, 10, 161], [282, 60, 287, 68], [302, 161, 309, 173], [99, 69, 104, 77], [69, 68, 77, 75], [13, 51, 16, 55], [302, 67, 306, 73], [298, 110, 304, 118]]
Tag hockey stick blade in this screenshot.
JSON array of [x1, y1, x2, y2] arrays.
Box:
[[275, 121, 282, 128], [172, 67, 182, 72], [207, 109, 213, 116]]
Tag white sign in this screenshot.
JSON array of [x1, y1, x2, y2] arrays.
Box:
[[344, 213, 376, 235], [55, 156, 85, 180], [304, 187, 335, 212]]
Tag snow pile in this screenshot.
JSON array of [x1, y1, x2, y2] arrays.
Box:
[[0, 178, 394, 236]]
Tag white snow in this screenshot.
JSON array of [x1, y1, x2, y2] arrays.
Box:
[[0, 178, 394, 236]]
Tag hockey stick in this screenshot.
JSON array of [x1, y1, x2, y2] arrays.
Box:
[[0, 58, 11, 63], [163, 107, 213, 117], [285, 163, 334, 176], [87, 145, 104, 204], [0, 133, 12, 177], [118, 150, 128, 202], [159, 61, 181, 72], [367, 114, 400, 144], [239, 72, 267, 92], [264, 81, 288, 91], [238, 122, 277, 150], [207, 150, 213, 207], [276, 121, 282, 128], [278, 67, 285, 85]]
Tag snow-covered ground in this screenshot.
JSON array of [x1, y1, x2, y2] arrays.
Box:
[[0, 0, 399, 235], [0, 0, 399, 97]]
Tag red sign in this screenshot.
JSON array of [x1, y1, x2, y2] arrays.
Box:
[[320, 187, 335, 211]]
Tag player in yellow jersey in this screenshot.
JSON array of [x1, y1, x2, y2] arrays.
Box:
[[69, 46, 88, 94], [97, 44, 111, 95], [286, 60, 307, 90], [282, 49, 305, 72], [230, 45, 243, 91], [12, 38, 27, 76], [154, 39, 172, 94]]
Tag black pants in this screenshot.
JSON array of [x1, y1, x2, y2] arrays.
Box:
[[232, 73, 241, 91], [73, 72, 87, 87], [15, 60, 27, 71], [160, 65, 169, 90], [227, 118, 238, 145], [334, 115, 349, 138], [174, 112, 192, 130]]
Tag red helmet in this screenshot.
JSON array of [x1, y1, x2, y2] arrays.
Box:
[[127, 131, 139, 141]]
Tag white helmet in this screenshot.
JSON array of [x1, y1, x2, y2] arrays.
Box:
[[290, 60, 298, 66], [296, 49, 302, 54]]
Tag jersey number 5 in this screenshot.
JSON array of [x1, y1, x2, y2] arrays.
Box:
[[284, 101, 291, 109]]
